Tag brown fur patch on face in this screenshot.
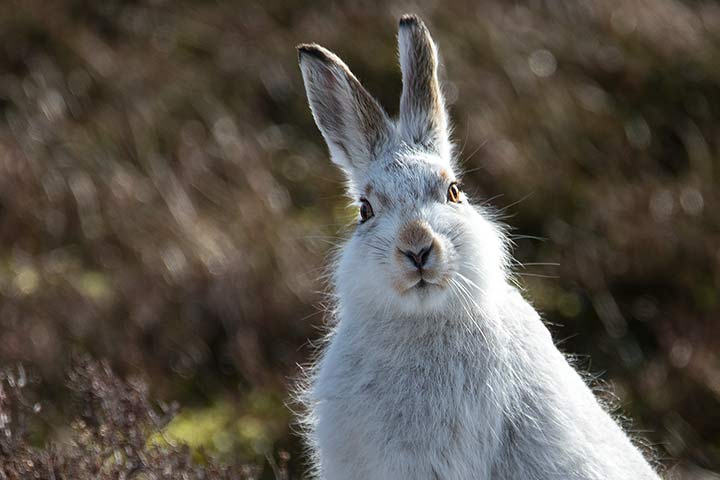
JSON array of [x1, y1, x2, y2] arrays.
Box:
[[392, 275, 413, 294], [398, 220, 433, 252]]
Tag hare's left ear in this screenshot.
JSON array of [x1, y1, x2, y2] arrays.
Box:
[[297, 43, 394, 178], [398, 15, 451, 160]]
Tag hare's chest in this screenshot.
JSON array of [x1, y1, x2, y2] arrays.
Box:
[[313, 336, 500, 476]]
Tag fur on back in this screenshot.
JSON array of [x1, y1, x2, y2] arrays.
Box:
[[296, 15, 661, 480]]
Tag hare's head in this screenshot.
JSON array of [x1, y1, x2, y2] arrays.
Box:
[[298, 16, 508, 317]]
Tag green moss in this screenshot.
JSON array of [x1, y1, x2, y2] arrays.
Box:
[[155, 391, 290, 462]]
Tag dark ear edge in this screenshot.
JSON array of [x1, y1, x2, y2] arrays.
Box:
[[399, 13, 422, 28], [297, 43, 342, 68]]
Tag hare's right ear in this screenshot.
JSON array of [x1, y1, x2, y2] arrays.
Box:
[[298, 44, 394, 178], [398, 15, 451, 160]]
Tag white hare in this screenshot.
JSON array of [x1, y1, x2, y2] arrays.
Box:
[[296, 15, 661, 480]]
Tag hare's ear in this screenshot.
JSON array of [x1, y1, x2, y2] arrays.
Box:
[[298, 44, 394, 177], [398, 15, 451, 159]]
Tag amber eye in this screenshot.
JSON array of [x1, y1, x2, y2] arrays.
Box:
[[447, 182, 461, 203], [359, 199, 374, 222]]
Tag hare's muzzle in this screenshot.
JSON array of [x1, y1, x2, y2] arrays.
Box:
[[394, 219, 445, 288]]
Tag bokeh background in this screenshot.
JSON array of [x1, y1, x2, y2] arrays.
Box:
[[0, 0, 719, 478]]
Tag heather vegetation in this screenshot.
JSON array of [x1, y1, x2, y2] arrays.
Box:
[[0, 0, 718, 478], [0, 357, 276, 479]]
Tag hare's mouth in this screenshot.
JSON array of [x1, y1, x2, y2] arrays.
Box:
[[409, 277, 441, 291], [394, 271, 447, 296], [415, 278, 438, 289]]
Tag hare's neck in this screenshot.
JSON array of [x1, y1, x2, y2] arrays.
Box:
[[337, 288, 509, 354]]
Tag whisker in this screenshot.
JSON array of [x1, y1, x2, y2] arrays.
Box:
[[497, 192, 535, 213], [480, 193, 505, 206], [511, 262, 560, 267], [514, 272, 559, 279], [509, 235, 547, 242]]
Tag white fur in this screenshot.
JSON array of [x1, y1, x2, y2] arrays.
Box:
[[297, 16, 661, 480]]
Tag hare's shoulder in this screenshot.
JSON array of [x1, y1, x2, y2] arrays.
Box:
[[499, 285, 554, 346]]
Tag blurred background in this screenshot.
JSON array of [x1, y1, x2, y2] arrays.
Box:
[[0, 0, 718, 477]]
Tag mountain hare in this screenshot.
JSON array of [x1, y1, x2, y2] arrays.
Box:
[[296, 14, 660, 480]]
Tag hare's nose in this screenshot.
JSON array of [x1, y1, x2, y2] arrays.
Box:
[[402, 244, 433, 270]]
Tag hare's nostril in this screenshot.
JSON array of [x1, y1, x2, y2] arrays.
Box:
[[402, 244, 433, 269], [419, 244, 432, 265]]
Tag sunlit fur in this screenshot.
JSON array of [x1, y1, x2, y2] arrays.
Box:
[[297, 15, 660, 480]]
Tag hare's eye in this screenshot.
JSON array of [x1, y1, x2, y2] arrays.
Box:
[[359, 199, 374, 223], [447, 182, 461, 203]]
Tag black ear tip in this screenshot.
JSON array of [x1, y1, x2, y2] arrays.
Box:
[[399, 14, 424, 28], [296, 43, 330, 63]]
